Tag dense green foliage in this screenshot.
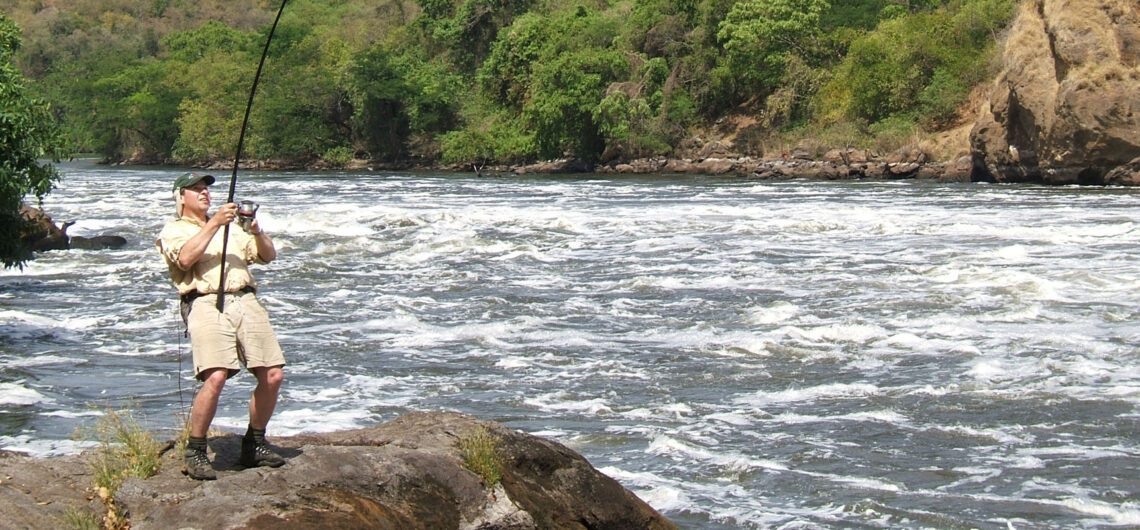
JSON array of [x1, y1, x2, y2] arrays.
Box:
[[5, 0, 1017, 167], [0, 14, 63, 268]]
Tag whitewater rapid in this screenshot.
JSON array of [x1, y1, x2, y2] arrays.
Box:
[[1, 162, 1137, 528]]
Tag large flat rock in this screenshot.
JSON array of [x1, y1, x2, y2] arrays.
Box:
[[0, 411, 675, 529]]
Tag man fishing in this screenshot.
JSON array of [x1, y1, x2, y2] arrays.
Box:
[[157, 172, 286, 480]]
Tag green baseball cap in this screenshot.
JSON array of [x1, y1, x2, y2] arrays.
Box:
[[172, 172, 216, 191]]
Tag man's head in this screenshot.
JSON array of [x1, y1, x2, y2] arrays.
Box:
[[173, 173, 216, 218], [173, 172, 216, 192]]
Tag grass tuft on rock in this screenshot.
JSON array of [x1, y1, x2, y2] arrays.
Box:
[[61, 506, 101, 530], [459, 426, 503, 487], [84, 409, 163, 493], [77, 408, 164, 529]]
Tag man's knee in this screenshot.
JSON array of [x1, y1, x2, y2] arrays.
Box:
[[258, 366, 284, 388], [268, 367, 284, 386], [199, 368, 229, 393]]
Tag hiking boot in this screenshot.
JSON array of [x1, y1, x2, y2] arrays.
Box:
[[240, 438, 285, 468], [183, 447, 216, 480]]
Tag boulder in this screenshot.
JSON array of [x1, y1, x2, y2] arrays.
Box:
[[663, 159, 695, 174], [1104, 156, 1140, 185], [693, 158, 736, 175], [104, 412, 672, 529], [884, 146, 927, 165], [887, 163, 922, 177], [823, 149, 869, 165], [19, 206, 69, 251], [970, 0, 1140, 184], [16, 209, 129, 252], [512, 159, 593, 174], [69, 234, 128, 250]]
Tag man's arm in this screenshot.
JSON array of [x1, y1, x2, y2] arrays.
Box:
[[249, 219, 277, 263], [176, 203, 238, 269]]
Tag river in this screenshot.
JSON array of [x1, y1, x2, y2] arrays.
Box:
[[1, 161, 1138, 528]]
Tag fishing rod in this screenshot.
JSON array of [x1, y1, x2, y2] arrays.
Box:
[[217, 0, 289, 312]]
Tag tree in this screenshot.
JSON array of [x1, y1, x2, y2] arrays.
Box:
[[717, 0, 830, 89], [0, 15, 63, 268], [349, 46, 412, 161]]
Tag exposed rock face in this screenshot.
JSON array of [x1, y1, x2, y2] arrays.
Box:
[[971, 0, 1140, 184], [1104, 156, 1140, 185], [0, 412, 674, 529], [19, 205, 69, 251]]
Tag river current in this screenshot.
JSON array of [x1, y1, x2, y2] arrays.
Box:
[[1, 161, 1138, 528]]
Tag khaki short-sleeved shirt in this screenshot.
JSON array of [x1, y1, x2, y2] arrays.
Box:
[[156, 216, 267, 295]]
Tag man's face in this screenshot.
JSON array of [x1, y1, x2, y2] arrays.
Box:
[[181, 181, 212, 215]]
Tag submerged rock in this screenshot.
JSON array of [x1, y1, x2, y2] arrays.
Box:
[[16, 207, 128, 252]]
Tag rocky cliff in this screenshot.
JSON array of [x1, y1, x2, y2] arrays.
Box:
[[0, 412, 675, 529], [971, 0, 1140, 184]]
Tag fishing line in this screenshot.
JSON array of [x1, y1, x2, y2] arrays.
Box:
[[175, 307, 187, 426], [216, 0, 289, 312]]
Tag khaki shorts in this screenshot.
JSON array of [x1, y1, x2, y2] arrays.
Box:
[[187, 291, 285, 380]]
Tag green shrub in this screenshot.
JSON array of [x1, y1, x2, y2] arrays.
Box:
[[322, 146, 354, 167], [814, 0, 1015, 129], [868, 115, 919, 152]]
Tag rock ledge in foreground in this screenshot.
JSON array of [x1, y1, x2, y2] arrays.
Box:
[[112, 411, 674, 529]]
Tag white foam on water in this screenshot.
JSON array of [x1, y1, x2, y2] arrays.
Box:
[[646, 434, 788, 472], [807, 472, 905, 493], [994, 454, 1046, 469], [876, 332, 982, 355], [0, 435, 98, 457], [40, 410, 104, 418], [0, 309, 60, 328], [1059, 498, 1140, 525], [975, 304, 1043, 323], [287, 387, 351, 402], [598, 466, 689, 513], [967, 358, 1049, 385], [982, 244, 1033, 263], [494, 356, 532, 369], [745, 301, 799, 325], [734, 383, 882, 407], [934, 466, 1004, 491], [0, 382, 51, 405], [704, 411, 756, 426], [524, 391, 613, 415], [216, 407, 374, 435], [0, 354, 83, 368], [768, 409, 911, 426], [788, 323, 890, 344], [1014, 444, 1133, 460], [927, 424, 1034, 445], [926, 491, 1140, 527], [95, 344, 173, 357]]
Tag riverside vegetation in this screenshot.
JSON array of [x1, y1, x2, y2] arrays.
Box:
[[2, 0, 1017, 169]]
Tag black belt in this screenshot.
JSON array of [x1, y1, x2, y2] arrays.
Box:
[[180, 286, 255, 304]]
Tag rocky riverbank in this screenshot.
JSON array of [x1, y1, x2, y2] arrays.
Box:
[[502, 146, 976, 183], [0, 412, 675, 529]]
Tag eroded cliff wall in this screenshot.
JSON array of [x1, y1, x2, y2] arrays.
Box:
[[971, 0, 1140, 184]]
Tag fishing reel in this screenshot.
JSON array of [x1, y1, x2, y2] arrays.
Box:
[[236, 200, 259, 232]]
